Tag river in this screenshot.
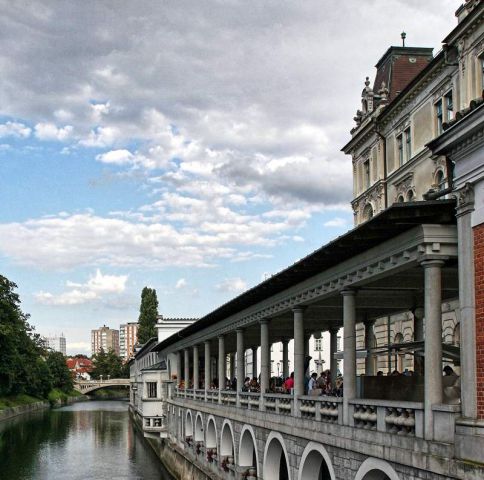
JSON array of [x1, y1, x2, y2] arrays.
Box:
[[0, 400, 173, 480]]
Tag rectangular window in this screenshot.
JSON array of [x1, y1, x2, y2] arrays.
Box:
[[404, 128, 411, 161], [364, 160, 370, 188], [397, 134, 404, 166], [147, 382, 157, 398], [314, 338, 322, 351], [445, 91, 453, 121], [435, 99, 443, 134]]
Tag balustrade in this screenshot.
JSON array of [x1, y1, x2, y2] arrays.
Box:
[[263, 393, 293, 415], [194, 389, 205, 401], [221, 390, 237, 405]]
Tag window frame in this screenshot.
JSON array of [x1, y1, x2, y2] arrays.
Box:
[[146, 381, 158, 398]]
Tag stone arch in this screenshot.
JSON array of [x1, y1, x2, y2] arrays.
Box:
[[434, 168, 445, 191], [453, 322, 461, 346], [220, 419, 236, 461], [205, 415, 217, 450], [406, 189, 415, 202], [239, 425, 259, 475], [298, 442, 335, 480], [195, 412, 204, 442], [354, 458, 401, 480], [263, 431, 291, 480], [396, 194, 405, 203], [185, 410, 193, 438]]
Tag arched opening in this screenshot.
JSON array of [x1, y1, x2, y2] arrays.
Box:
[[354, 458, 400, 480], [435, 169, 445, 191], [396, 195, 404, 203], [264, 434, 290, 480], [239, 426, 258, 474], [362, 471, 391, 480], [206, 417, 217, 450], [298, 443, 335, 480], [185, 411, 193, 439], [220, 421, 235, 464], [406, 190, 414, 202], [363, 204, 373, 221], [195, 414, 204, 442]]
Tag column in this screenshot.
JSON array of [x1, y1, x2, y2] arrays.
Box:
[[456, 184, 477, 418], [251, 347, 258, 378], [236, 329, 245, 390], [260, 320, 270, 398], [176, 351, 182, 387], [364, 319, 376, 376], [282, 339, 289, 379], [204, 340, 211, 393], [229, 353, 235, 381], [413, 307, 424, 376], [342, 289, 356, 425], [184, 349, 190, 390], [193, 345, 199, 390], [293, 307, 305, 397], [422, 259, 444, 440], [218, 335, 225, 400], [329, 327, 339, 384]]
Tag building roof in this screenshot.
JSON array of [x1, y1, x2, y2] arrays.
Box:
[[141, 360, 167, 371], [154, 200, 456, 352], [130, 337, 158, 364]]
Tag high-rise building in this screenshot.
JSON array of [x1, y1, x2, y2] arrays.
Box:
[[119, 322, 138, 360], [91, 325, 119, 356], [45, 334, 67, 356]]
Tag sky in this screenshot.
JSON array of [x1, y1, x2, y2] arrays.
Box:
[[0, 0, 461, 355]]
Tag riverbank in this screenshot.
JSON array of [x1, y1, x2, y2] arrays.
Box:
[[0, 390, 87, 422]]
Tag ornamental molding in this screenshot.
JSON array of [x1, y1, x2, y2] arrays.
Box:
[[454, 183, 475, 216]]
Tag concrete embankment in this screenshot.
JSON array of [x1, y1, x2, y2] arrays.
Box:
[[129, 406, 213, 480]]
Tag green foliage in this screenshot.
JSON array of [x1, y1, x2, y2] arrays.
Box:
[[137, 286, 158, 344], [0, 274, 74, 400], [46, 351, 73, 393], [91, 349, 129, 379], [0, 394, 40, 410]]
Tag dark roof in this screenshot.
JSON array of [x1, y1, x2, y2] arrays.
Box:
[[154, 200, 456, 352], [129, 337, 158, 364], [141, 360, 167, 371]]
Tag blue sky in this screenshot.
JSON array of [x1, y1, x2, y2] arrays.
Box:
[[0, 0, 460, 354]]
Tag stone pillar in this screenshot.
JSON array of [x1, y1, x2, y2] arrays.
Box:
[[236, 329, 245, 397], [193, 345, 199, 390], [260, 320, 270, 397], [204, 341, 211, 393], [218, 335, 225, 400], [176, 351, 182, 387], [252, 347, 258, 378], [282, 339, 289, 379], [456, 184, 477, 418], [342, 289, 356, 425], [229, 353, 235, 381], [329, 327, 339, 384], [422, 259, 444, 440], [364, 319, 376, 376], [184, 349, 190, 390], [413, 307, 424, 376], [293, 307, 305, 397]]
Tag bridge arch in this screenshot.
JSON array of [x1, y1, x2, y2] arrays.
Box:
[[220, 419, 235, 461], [194, 412, 204, 442], [263, 431, 291, 480], [205, 415, 218, 450], [355, 458, 401, 480], [185, 410, 194, 438], [298, 442, 335, 480], [238, 425, 259, 475]]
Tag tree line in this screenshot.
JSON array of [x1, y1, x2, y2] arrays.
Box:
[[0, 275, 73, 399]]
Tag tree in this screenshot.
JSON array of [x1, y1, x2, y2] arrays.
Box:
[[137, 286, 158, 344], [46, 351, 73, 393], [91, 349, 128, 379]]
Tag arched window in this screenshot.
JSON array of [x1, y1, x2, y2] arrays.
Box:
[[239, 426, 258, 475], [206, 417, 217, 449], [185, 411, 193, 439], [298, 442, 335, 480], [264, 434, 290, 480], [406, 190, 414, 202], [220, 421, 235, 460], [363, 204, 374, 221], [195, 414, 204, 442], [435, 169, 445, 191], [396, 195, 405, 203]]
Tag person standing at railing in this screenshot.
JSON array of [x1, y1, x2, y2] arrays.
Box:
[[284, 372, 294, 393]]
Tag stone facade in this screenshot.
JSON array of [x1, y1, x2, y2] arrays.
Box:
[[474, 222, 484, 418]]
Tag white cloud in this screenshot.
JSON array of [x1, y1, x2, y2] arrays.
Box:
[[323, 217, 348, 228], [34, 123, 73, 141], [96, 149, 134, 165], [0, 121, 31, 138], [216, 277, 247, 293], [35, 269, 128, 306], [175, 278, 187, 289]]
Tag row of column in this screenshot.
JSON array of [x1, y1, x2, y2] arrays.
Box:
[[175, 259, 444, 439]]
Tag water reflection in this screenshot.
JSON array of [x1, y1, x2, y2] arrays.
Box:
[[0, 400, 172, 480]]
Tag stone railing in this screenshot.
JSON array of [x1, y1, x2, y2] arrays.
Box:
[[185, 388, 195, 399], [349, 399, 424, 437], [206, 389, 219, 404], [263, 393, 293, 415], [194, 389, 205, 401], [221, 390, 237, 405], [239, 392, 261, 410], [299, 395, 342, 423], [143, 415, 166, 432]]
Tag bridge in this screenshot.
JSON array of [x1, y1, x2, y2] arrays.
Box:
[[73, 378, 130, 394]]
